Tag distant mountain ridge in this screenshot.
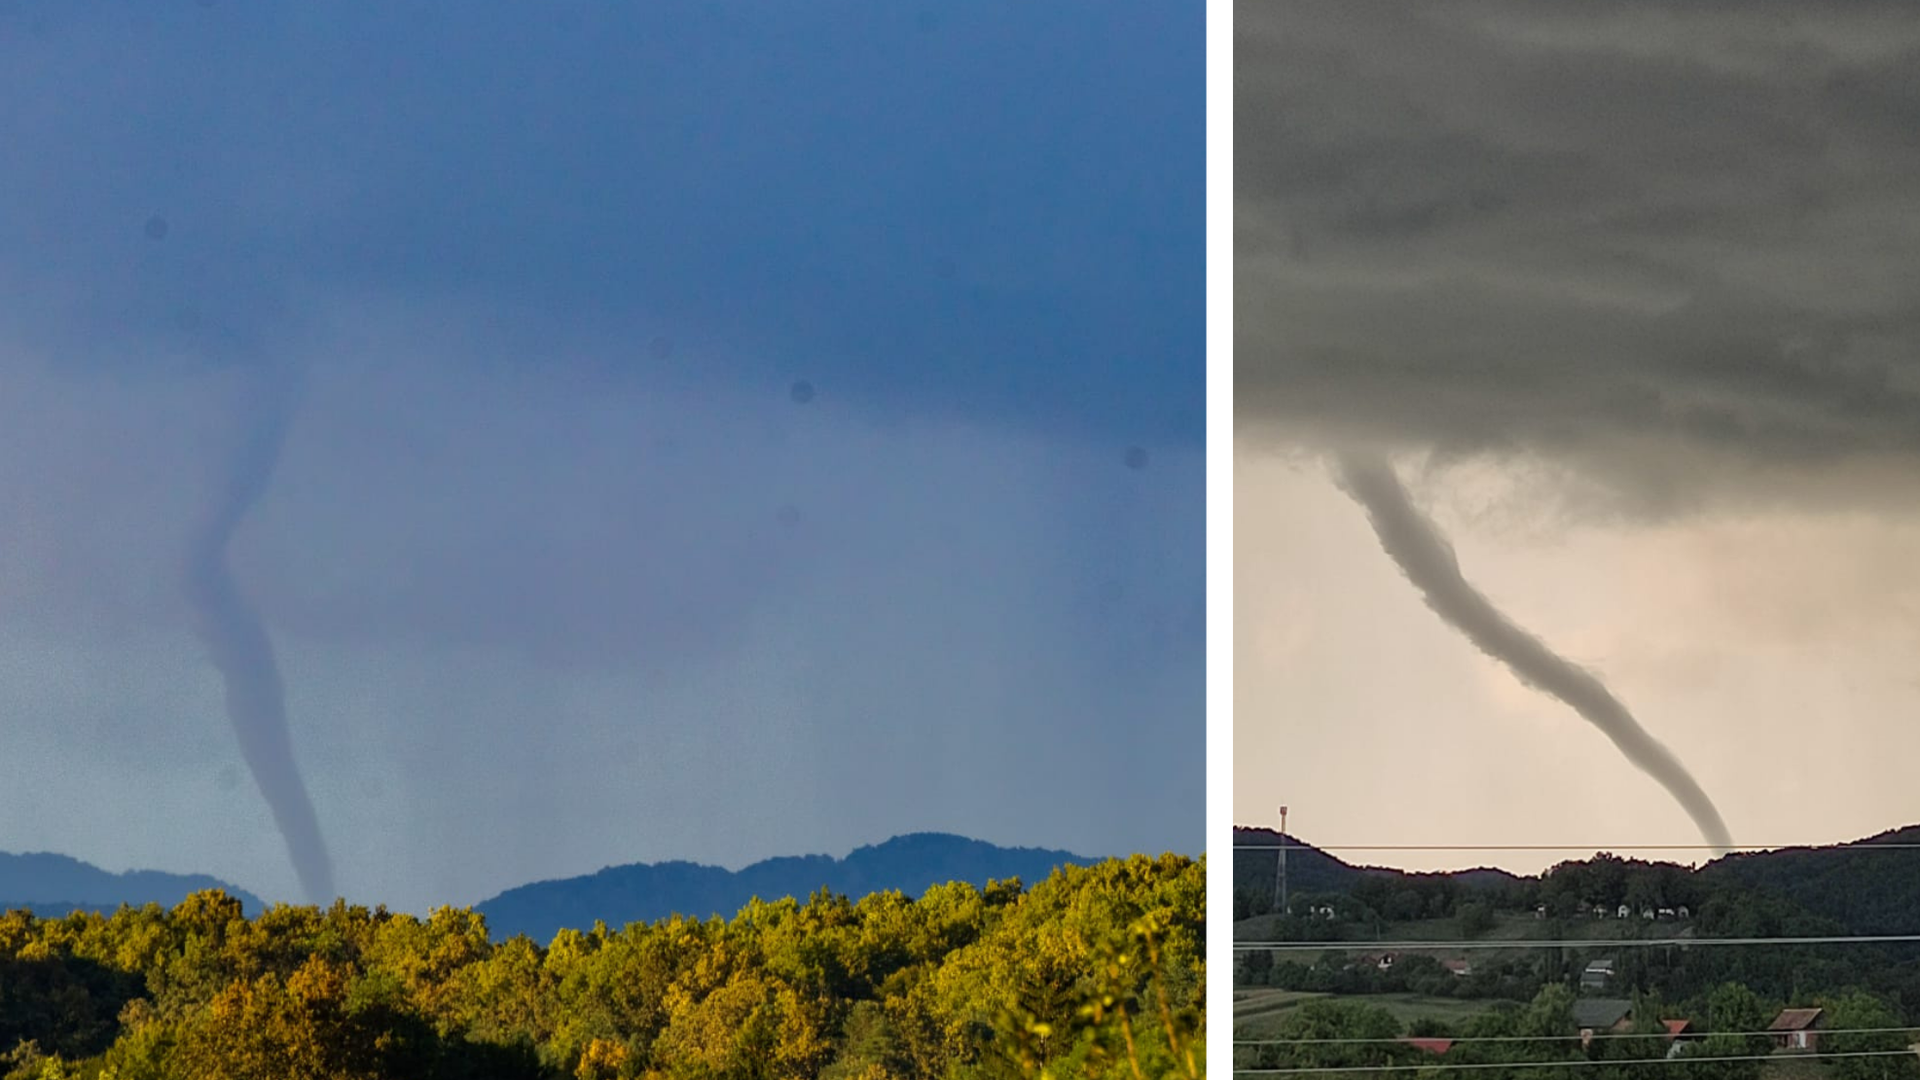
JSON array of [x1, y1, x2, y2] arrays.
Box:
[[0, 851, 264, 916], [1230, 826, 1525, 898], [475, 832, 1101, 943], [1233, 823, 1920, 935]]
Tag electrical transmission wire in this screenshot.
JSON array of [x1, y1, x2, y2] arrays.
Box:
[[1233, 933, 1920, 952], [1232, 1026, 1920, 1047], [1230, 1050, 1920, 1075], [1231, 843, 1920, 852]]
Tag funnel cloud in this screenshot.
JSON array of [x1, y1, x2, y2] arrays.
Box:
[[182, 368, 335, 904], [1333, 451, 1733, 854]]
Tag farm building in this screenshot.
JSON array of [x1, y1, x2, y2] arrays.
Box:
[[1770, 1008, 1823, 1052], [1574, 999, 1635, 1043], [1580, 958, 1615, 990]]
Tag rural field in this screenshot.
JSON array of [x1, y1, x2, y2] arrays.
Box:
[[1233, 988, 1510, 1037], [1233, 909, 1687, 970]]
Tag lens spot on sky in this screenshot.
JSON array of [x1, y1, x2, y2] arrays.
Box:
[[195, 0, 215, 8], [216, 765, 241, 791], [1124, 446, 1149, 470], [1099, 579, 1126, 604], [648, 336, 674, 361], [934, 257, 957, 280], [361, 776, 386, 798], [789, 380, 815, 404], [144, 216, 170, 241], [915, 11, 943, 32], [776, 504, 803, 528]]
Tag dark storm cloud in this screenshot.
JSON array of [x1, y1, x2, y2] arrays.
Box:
[[0, 0, 1201, 446], [1236, 0, 1920, 505]]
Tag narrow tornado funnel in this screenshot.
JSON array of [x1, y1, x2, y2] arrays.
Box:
[[183, 367, 336, 904], [1334, 451, 1733, 855]]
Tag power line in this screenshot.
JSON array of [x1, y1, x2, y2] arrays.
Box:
[[1232, 1026, 1920, 1047], [1231, 844, 1920, 852], [1230, 1050, 1920, 1075], [1233, 934, 1920, 952]]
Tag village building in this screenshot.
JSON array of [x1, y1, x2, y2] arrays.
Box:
[[1574, 999, 1635, 1045], [1769, 1008, 1823, 1052], [1580, 958, 1616, 991], [1356, 952, 1399, 971]]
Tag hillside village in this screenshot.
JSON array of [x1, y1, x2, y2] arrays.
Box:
[[1232, 827, 1920, 1078]]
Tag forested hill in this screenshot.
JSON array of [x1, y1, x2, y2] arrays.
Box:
[[476, 832, 1100, 943], [0, 851, 264, 917], [1232, 828, 1366, 898], [1701, 824, 1920, 934], [0, 854, 1203, 1080], [1233, 824, 1920, 936], [1231, 827, 1524, 904]]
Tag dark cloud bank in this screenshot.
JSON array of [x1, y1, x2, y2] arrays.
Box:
[[1238, 0, 1920, 514]]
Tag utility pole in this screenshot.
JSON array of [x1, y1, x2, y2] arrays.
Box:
[[1274, 806, 1289, 916]]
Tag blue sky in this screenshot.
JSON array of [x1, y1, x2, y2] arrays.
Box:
[[0, 1, 1203, 910]]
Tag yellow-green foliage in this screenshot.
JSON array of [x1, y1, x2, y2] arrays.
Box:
[[0, 854, 1202, 1080]]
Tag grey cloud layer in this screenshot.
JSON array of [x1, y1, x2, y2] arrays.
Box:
[[1238, 1, 1920, 504]]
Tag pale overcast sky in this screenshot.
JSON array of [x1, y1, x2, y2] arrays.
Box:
[[0, 2, 1203, 911], [1237, 0, 1920, 875]]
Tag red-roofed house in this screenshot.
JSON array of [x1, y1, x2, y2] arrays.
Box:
[[1401, 1039, 1454, 1055]]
